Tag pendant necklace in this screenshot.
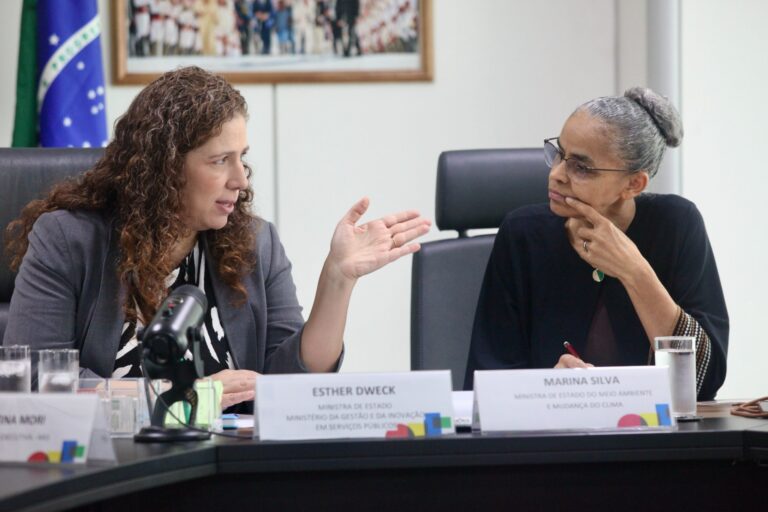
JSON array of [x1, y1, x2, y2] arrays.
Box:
[[592, 268, 605, 283]]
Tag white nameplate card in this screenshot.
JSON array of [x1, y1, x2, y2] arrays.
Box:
[[0, 393, 116, 464], [256, 371, 454, 441], [474, 366, 675, 432]]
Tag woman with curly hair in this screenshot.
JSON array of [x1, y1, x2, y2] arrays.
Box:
[[2, 66, 430, 409]]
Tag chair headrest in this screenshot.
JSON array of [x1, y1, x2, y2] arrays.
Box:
[[435, 148, 550, 233], [0, 148, 104, 301]]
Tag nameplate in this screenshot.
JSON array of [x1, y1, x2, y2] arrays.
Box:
[[474, 366, 675, 432], [0, 394, 116, 463], [256, 371, 454, 441]]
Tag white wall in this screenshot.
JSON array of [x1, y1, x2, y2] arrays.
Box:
[[681, 0, 768, 398], [0, 0, 22, 140], [7, 1, 760, 399], [617, 0, 647, 94]]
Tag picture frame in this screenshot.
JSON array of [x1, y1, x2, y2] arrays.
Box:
[[112, 0, 433, 84]]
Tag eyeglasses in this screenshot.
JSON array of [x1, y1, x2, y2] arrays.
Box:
[[543, 137, 636, 181]]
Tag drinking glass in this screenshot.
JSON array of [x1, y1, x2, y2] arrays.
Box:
[[654, 336, 696, 417], [38, 349, 79, 393], [0, 345, 31, 392], [78, 377, 108, 398], [107, 378, 145, 436]]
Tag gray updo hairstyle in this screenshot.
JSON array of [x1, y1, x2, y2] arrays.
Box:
[[577, 87, 683, 178]]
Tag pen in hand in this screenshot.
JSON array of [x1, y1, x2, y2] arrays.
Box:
[[563, 341, 582, 360]]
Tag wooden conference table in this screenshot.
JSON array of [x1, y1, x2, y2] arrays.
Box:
[[1, 411, 767, 511]]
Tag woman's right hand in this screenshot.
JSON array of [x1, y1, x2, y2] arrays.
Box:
[[554, 354, 594, 369], [326, 197, 431, 282], [209, 369, 260, 409]]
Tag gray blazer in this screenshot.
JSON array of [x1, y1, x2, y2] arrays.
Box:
[[3, 210, 314, 378]]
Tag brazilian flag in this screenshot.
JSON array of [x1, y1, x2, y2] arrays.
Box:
[[12, 0, 108, 148]]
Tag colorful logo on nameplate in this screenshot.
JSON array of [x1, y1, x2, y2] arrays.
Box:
[[385, 412, 452, 438], [27, 440, 86, 463], [617, 404, 672, 427]]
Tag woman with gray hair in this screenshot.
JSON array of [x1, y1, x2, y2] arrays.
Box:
[[464, 88, 728, 401]]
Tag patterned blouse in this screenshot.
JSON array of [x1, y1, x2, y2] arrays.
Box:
[[112, 240, 235, 377]]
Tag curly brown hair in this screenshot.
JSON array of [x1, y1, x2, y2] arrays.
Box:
[[5, 66, 259, 323]]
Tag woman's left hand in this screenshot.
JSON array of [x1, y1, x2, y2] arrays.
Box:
[[327, 197, 431, 281], [208, 369, 260, 409], [564, 197, 644, 281]]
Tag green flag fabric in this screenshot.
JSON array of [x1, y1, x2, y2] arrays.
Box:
[[12, 0, 38, 147]]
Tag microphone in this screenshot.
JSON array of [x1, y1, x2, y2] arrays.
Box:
[[135, 284, 211, 442], [141, 284, 208, 367]]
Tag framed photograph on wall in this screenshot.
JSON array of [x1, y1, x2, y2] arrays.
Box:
[[113, 0, 433, 84]]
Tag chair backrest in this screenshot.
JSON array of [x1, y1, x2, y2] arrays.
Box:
[[410, 148, 549, 389], [0, 148, 104, 341]]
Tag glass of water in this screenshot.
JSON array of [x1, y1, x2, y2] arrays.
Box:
[[0, 345, 32, 392], [654, 336, 696, 417], [38, 349, 79, 393], [107, 378, 146, 436]]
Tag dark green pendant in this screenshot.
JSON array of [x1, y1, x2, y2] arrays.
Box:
[[592, 269, 605, 283]]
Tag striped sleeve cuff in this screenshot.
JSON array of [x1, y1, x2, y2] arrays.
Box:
[[673, 309, 712, 395]]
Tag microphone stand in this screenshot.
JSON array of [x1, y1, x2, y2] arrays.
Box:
[[134, 327, 211, 442]]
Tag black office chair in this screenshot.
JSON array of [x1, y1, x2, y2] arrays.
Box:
[[0, 148, 104, 341], [410, 148, 549, 389]]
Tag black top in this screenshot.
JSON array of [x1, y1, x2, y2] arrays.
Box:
[[464, 193, 729, 400]]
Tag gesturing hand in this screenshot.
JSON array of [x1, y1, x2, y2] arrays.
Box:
[[564, 197, 644, 281], [328, 197, 431, 281]]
